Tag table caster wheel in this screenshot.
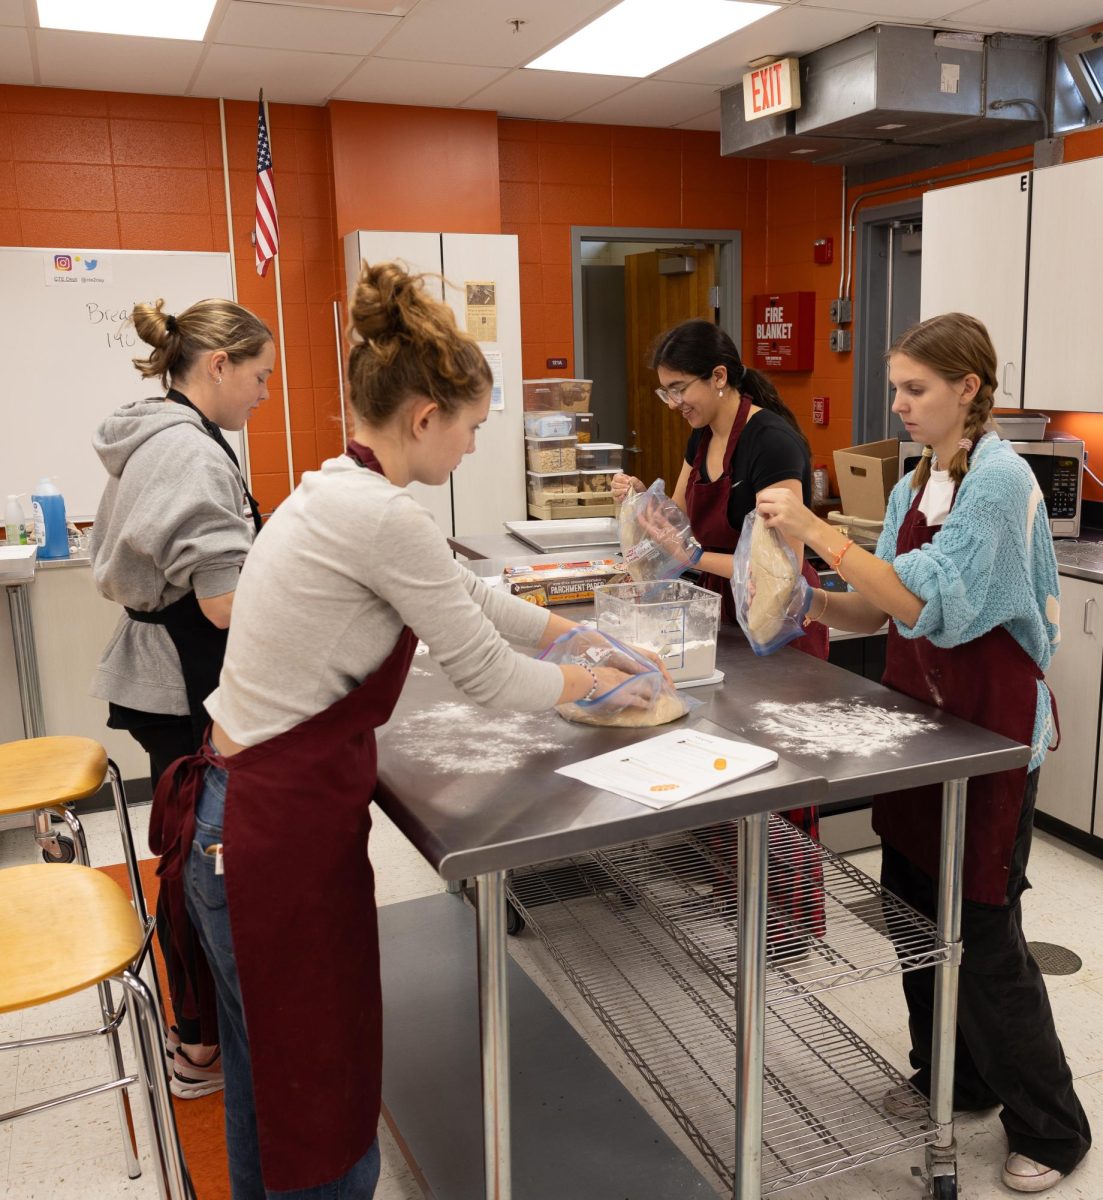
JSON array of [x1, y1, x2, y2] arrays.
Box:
[[506, 901, 525, 937], [931, 1173, 957, 1199], [42, 835, 76, 863]]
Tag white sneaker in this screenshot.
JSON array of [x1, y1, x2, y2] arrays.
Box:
[[1002, 1153, 1064, 1193]]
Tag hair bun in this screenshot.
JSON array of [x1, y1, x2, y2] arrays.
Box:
[[349, 261, 418, 343]]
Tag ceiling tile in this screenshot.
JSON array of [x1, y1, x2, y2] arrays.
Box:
[[0, 25, 32, 83], [213, 1, 399, 55], [657, 6, 876, 84], [941, 0, 1103, 34], [36, 30, 205, 94], [272, 0, 410, 10], [0, 0, 25, 26], [801, 0, 957, 15], [570, 80, 721, 127], [333, 56, 508, 105], [461, 68, 633, 120], [676, 109, 723, 131], [374, 0, 616, 68], [190, 43, 363, 104]]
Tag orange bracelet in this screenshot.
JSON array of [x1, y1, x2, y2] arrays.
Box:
[[831, 538, 854, 575]]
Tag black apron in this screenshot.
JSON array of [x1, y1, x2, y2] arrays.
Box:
[[123, 388, 262, 747]]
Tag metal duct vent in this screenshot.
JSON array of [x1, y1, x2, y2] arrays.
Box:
[[721, 25, 1047, 164]]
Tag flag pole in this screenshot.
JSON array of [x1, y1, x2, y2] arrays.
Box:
[[261, 88, 295, 496], [218, 96, 250, 486]]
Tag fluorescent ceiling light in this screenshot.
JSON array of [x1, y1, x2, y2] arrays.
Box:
[[526, 0, 779, 79], [36, 0, 217, 40]]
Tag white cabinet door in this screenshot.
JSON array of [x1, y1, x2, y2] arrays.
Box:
[[441, 233, 526, 535], [920, 172, 1031, 407], [1037, 574, 1102, 832], [1025, 157, 1103, 413]]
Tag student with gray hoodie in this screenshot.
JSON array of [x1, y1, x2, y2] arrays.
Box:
[[89, 296, 274, 1098]]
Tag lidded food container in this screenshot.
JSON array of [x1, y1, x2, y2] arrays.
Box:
[[526, 470, 580, 505], [524, 411, 574, 438], [595, 579, 721, 684], [522, 378, 593, 413], [525, 435, 577, 472], [576, 442, 623, 471], [578, 468, 615, 504], [574, 412, 597, 443], [992, 410, 1050, 440]]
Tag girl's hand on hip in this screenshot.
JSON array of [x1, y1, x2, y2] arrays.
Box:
[[756, 487, 817, 544]]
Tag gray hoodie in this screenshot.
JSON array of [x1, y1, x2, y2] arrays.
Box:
[[89, 398, 255, 715]]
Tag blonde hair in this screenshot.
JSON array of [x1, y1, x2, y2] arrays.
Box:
[[888, 312, 998, 490], [131, 298, 272, 389], [346, 261, 492, 424]]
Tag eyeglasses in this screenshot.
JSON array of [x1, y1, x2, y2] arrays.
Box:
[[654, 377, 705, 409]]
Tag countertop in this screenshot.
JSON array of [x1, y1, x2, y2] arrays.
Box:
[[374, 623, 1028, 881], [1053, 531, 1103, 583]]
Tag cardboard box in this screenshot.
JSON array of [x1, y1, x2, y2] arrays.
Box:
[[502, 559, 630, 607], [832, 439, 899, 520]]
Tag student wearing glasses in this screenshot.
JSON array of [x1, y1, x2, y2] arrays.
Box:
[[612, 318, 828, 658]]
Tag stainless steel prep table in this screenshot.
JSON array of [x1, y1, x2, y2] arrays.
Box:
[[374, 626, 1029, 1200]]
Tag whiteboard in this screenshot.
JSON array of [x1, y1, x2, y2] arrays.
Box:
[[0, 247, 243, 521]]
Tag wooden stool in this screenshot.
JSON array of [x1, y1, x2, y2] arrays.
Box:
[[0, 863, 191, 1198]]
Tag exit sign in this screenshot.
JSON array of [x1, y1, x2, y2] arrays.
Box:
[[743, 58, 801, 122]]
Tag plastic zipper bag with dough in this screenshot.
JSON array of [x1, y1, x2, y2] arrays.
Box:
[[731, 511, 812, 656], [618, 479, 703, 583]]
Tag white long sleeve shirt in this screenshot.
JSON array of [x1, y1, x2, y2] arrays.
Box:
[[206, 455, 562, 746]]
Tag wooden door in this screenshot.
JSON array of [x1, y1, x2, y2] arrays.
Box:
[[624, 247, 717, 491]]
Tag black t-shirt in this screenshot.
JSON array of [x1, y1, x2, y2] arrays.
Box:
[[684, 408, 812, 543]]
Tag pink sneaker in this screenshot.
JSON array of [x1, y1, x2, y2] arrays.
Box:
[[171, 1046, 224, 1099]]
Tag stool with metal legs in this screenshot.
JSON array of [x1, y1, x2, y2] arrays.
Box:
[[0, 735, 158, 1181], [0, 862, 193, 1198]]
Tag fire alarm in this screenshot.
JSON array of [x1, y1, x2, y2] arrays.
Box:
[[814, 237, 833, 265], [812, 396, 829, 426]]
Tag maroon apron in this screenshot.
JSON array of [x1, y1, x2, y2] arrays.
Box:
[[873, 481, 1046, 906], [684, 394, 830, 660], [685, 396, 824, 927], [152, 442, 419, 1190]]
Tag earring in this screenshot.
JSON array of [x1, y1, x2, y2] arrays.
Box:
[[216, 376, 222, 385], [718, 388, 724, 399]]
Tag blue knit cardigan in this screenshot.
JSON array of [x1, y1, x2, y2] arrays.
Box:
[[874, 432, 1060, 770]]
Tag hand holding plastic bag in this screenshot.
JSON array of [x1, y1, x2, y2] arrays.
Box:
[[731, 511, 811, 656], [618, 480, 703, 583], [539, 626, 693, 727]]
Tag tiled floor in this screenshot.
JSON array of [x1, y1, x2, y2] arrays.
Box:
[[0, 804, 1099, 1199]]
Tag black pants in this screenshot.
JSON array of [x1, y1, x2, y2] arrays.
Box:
[[880, 770, 1091, 1175], [121, 712, 209, 1047]]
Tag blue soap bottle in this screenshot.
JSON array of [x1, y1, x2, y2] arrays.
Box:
[[31, 477, 69, 560]]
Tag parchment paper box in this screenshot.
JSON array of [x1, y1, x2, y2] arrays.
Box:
[[502, 560, 630, 607], [833, 439, 899, 520]]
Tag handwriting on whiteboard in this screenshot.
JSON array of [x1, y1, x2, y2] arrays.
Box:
[[87, 302, 138, 352]]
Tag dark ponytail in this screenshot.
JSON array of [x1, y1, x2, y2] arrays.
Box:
[[650, 319, 809, 454]]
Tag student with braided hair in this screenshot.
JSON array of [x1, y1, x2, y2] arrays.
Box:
[[756, 312, 1090, 1193]]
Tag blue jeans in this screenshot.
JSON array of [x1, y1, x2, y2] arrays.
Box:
[[184, 762, 381, 1200]]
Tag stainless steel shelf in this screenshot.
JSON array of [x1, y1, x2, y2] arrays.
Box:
[[507, 818, 941, 1193]]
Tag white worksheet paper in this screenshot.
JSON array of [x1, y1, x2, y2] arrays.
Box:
[[557, 730, 779, 811]]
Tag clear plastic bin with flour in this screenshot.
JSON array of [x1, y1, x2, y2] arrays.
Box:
[[594, 580, 721, 684]]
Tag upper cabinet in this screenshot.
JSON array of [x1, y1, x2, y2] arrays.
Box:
[[920, 172, 1031, 407], [1024, 157, 1103, 413]]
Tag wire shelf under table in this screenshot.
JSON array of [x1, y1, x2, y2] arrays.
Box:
[[508, 847, 938, 1194]]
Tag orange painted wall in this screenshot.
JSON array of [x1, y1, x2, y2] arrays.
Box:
[[0, 84, 342, 517], [329, 101, 501, 238]]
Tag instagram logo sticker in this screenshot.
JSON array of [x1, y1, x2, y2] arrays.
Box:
[[54, 254, 73, 271]]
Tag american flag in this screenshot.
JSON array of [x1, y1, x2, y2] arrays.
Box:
[[255, 93, 279, 277]]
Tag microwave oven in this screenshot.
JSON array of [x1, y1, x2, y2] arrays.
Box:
[[897, 436, 1085, 538]]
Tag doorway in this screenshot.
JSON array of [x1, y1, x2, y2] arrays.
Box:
[[853, 202, 923, 444], [573, 227, 742, 490]]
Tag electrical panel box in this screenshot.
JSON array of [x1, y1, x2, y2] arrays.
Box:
[[829, 329, 853, 353]]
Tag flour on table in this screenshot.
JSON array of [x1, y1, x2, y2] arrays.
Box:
[[386, 701, 563, 773], [751, 700, 940, 758]]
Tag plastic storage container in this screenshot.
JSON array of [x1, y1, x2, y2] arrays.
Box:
[[522, 378, 593, 413], [526, 470, 580, 506], [574, 412, 597, 444], [31, 477, 69, 560], [578, 468, 616, 504], [525, 435, 577, 472], [993, 410, 1050, 440], [523, 411, 574, 438], [595, 579, 721, 684], [576, 443, 623, 471]]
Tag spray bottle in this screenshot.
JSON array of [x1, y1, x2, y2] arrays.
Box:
[[5, 495, 29, 545], [31, 478, 69, 560]]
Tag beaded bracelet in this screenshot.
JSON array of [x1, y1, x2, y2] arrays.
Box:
[[581, 663, 601, 702]]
